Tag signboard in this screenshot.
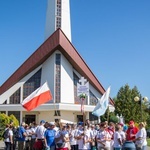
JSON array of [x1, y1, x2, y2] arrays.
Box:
[[77, 77, 89, 96]]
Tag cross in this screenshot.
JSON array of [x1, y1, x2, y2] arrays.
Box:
[[79, 77, 87, 86]]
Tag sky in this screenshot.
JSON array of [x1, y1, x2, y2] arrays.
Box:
[[0, 0, 150, 100]]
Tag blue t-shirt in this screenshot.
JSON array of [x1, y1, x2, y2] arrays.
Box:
[[17, 126, 26, 141], [44, 129, 56, 146]]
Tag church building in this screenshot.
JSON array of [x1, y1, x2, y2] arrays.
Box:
[[0, 0, 114, 124]]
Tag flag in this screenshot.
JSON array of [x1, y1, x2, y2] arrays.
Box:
[[92, 86, 111, 117], [22, 82, 52, 111]]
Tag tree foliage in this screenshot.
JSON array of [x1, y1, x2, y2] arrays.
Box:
[[114, 84, 149, 123]]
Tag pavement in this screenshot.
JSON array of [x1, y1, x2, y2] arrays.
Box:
[[0, 140, 150, 150]]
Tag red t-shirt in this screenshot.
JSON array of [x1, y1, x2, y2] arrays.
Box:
[[126, 126, 138, 141]]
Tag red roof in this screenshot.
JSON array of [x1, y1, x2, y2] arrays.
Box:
[[0, 28, 114, 105]]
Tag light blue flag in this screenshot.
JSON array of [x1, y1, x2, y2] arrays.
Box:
[[92, 87, 111, 117]]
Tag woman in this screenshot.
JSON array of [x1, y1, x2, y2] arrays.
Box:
[[96, 122, 111, 150], [135, 122, 147, 150], [55, 123, 70, 150], [4, 124, 13, 150], [113, 124, 123, 150]]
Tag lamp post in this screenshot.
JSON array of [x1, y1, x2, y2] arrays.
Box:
[[134, 96, 148, 121]]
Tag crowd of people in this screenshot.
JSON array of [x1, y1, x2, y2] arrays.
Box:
[[2, 119, 147, 150]]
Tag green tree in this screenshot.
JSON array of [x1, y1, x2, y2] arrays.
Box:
[[114, 84, 149, 123]]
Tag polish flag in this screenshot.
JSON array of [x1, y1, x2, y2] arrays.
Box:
[[22, 82, 52, 111]]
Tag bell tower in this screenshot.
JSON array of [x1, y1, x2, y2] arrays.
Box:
[[45, 0, 71, 42]]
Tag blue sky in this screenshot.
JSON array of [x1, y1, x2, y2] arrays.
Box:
[[0, 0, 150, 100]]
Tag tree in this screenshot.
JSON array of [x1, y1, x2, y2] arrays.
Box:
[[114, 84, 149, 123]]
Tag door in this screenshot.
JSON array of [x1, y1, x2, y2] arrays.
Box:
[[25, 115, 36, 125]]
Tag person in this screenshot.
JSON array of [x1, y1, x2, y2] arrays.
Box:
[[3, 124, 13, 150], [34, 120, 46, 150], [107, 122, 115, 150], [113, 124, 123, 150], [44, 122, 56, 150], [55, 123, 70, 150], [75, 123, 84, 150], [30, 122, 37, 150], [96, 122, 111, 150], [69, 124, 78, 150], [135, 122, 147, 150], [90, 124, 97, 150], [82, 126, 92, 150], [126, 120, 138, 141], [16, 122, 27, 150]]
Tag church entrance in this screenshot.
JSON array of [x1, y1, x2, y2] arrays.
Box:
[[77, 115, 83, 122], [25, 115, 36, 125]]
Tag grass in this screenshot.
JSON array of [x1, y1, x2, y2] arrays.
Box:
[[147, 138, 150, 146]]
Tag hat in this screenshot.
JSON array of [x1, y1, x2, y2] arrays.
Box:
[[49, 122, 55, 126], [129, 120, 134, 125], [118, 123, 124, 127], [40, 120, 45, 124]]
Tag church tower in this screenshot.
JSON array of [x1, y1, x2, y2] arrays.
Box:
[[45, 0, 71, 42]]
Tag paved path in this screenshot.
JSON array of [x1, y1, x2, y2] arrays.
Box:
[[0, 140, 150, 150]]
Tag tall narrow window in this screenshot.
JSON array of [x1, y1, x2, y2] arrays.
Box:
[[56, 0, 61, 29], [23, 69, 42, 99], [55, 54, 61, 103], [10, 88, 21, 104]]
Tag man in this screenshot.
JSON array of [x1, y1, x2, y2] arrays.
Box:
[[34, 120, 46, 150], [44, 122, 56, 150], [126, 120, 138, 141], [16, 122, 27, 150]]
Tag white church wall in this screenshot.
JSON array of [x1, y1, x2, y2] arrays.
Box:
[[41, 54, 55, 101], [45, 0, 55, 40], [61, 0, 71, 41], [61, 53, 74, 104]]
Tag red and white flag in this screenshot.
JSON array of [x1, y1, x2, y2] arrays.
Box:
[[22, 82, 52, 111]]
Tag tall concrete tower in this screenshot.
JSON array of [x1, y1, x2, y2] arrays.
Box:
[[45, 0, 71, 42]]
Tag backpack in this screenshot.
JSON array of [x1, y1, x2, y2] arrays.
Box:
[[14, 128, 23, 139], [2, 129, 9, 139]]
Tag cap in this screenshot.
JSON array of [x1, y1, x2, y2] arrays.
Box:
[[49, 122, 55, 126], [129, 120, 134, 125], [118, 123, 124, 127], [40, 120, 45, 124]]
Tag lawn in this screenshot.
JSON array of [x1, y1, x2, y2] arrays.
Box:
[[147, 138, 150, 146]]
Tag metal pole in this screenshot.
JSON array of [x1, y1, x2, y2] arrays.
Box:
[[140, 97, 143, 122]]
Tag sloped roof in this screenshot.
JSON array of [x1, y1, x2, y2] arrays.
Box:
[[0, 28, 114, 105]]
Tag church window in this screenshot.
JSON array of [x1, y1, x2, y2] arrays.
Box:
[[55, 54, 61, 103], [23, 69, 42, 100], [56, 0, 61, 29], [10, 88, 21, 104], [89, 90, 98, 105]]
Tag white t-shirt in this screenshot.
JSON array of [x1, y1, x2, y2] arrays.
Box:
[[96, 130, 111, 148], [4, 129, 13, 142], [35, 125, 46, 139], [55, 130, 69, 148], [76, 129, 84, 149], [70, 129, 77, 145], [82, 130, 92, 150], [135, 128, 147, 146], [113, 131, 122, 148]]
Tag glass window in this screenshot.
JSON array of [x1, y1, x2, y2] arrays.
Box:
[[23, 69, 42, 99], [89, 90, 98, 105], [55, 54, 61, 103], [10, 88, 21, 104]]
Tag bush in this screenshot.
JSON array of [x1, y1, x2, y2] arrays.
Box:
[[0, 113, 19, 140]]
